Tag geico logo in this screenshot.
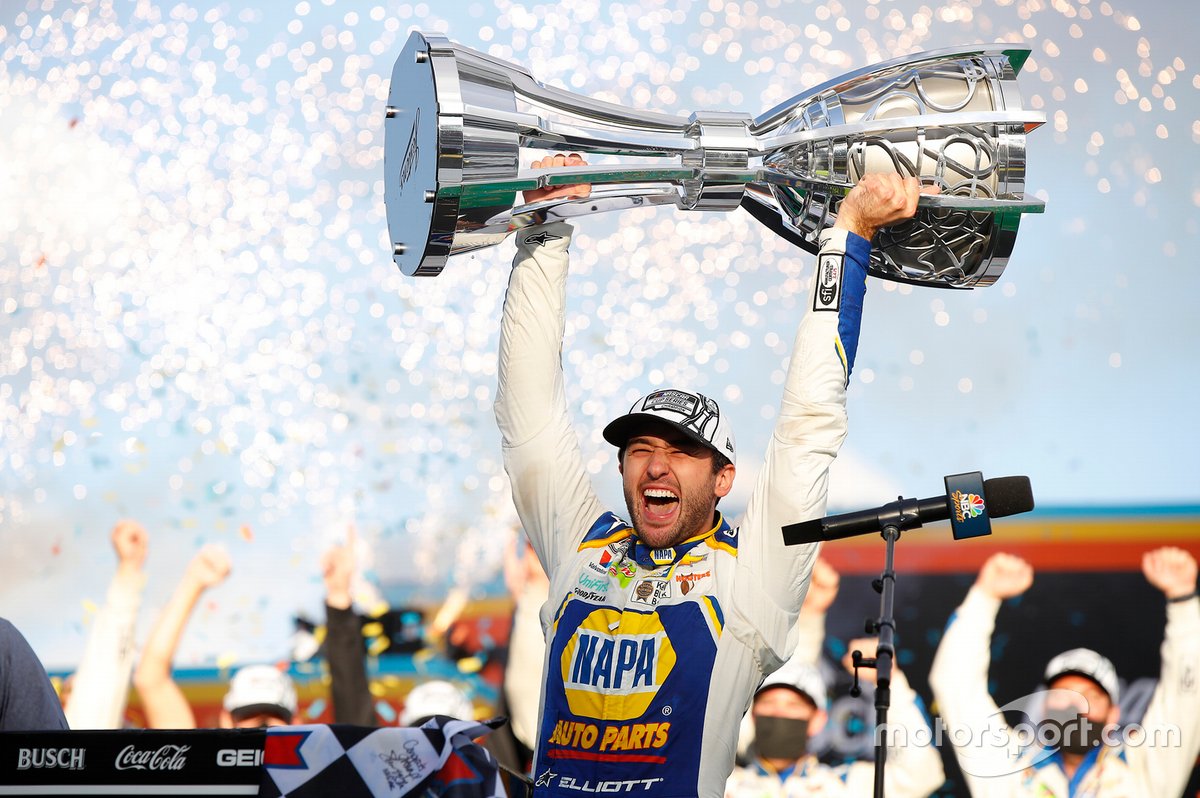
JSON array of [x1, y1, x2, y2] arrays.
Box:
[[17, 748, 86, 770], [547, 721, 671, 753], [216, 749, 265, 767], [568, 631, 658, 691]]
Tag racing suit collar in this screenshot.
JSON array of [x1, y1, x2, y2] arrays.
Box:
[[753, 754, 818, 783], [630, 512, 727, 569]]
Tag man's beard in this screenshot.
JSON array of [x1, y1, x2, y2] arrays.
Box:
[[623, 481, 717, 549]]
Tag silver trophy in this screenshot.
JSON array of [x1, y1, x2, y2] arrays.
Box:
[[384, 32, 1045, 288]]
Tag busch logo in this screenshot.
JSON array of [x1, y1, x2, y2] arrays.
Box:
[[568, 630, 660, 692], [17, 748, 85, 770], [114, 744, 189, 771]]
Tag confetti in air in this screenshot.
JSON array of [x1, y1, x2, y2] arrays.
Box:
[[1, 0, 1196, 667]]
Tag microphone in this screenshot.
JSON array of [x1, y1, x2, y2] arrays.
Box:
[[783, 472, 1034, 546]]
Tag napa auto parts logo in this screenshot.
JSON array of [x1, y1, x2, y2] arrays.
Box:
[[561, 608, 676, 721], [951, 490, 985, 523]]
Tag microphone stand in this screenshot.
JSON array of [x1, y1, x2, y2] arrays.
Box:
[[785, 472, 1030, 798], [847, 502, 918, 798]]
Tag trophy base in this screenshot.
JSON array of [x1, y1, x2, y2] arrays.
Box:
[[385, 33, 455, 277]]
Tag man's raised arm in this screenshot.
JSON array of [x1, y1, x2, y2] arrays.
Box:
[[1127, 546, 1200, 796], [735, 175, 935, 662], [930, 553, 1033, 798], [495, 153, 605, 576]]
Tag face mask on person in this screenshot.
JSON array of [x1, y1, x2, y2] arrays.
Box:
[[1038, 706, 1104, 755], [754, 716, 810, 761]]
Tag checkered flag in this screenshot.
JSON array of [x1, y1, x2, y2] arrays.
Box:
[[258, 718, 508, 798]]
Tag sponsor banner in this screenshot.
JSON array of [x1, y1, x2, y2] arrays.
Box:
[[0, 729, 264, 795]]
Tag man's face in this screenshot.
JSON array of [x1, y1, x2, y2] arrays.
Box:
[[221, 709, 292, 729], [752, 686, 827, 740], [234, 712, 291, 728], [753, 687, 818, 723], [618, 421, 734, 549], [1047, 674, 1119, 725]]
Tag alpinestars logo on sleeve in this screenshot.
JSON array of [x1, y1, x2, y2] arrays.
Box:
[[524, 231, 562, 247]]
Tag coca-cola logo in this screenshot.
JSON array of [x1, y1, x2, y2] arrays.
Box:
[[114, 744, 190, 771]]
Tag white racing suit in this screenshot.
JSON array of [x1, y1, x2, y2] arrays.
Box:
[[726, 732, 942, 797], [929, 586, 1200, 797], [495, 222, 871, 798]]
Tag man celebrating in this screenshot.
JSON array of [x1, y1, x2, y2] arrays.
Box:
[[930, 548, 1200, 797], [496, 153, 930, 798]]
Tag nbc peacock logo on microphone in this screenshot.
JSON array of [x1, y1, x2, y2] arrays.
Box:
[[951, 490, 986, 523]]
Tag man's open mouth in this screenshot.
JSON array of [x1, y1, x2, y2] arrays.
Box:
[[643, 488, 679, 522]]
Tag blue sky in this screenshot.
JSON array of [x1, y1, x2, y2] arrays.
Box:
[[1, 0, 1196, 669]]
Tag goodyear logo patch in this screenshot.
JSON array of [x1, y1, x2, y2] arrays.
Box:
[[560, 608, 676, 721]]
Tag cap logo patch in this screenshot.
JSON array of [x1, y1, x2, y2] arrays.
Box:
[[642, 389, 721, 442]]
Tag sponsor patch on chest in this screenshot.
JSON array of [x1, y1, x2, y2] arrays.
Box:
[[630, 577, 671, 607]]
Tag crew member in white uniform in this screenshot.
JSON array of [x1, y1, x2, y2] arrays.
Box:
[[725, 647, 944, 798], [930, 548, 1200, 797]]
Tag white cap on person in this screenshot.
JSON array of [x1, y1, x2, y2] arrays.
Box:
[[603, 389, 736, 465], [1044, 647, 1120, 703], [756, 658, 828, 709], [399, 680, 475, 726], [223, 664, 298, 723]]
